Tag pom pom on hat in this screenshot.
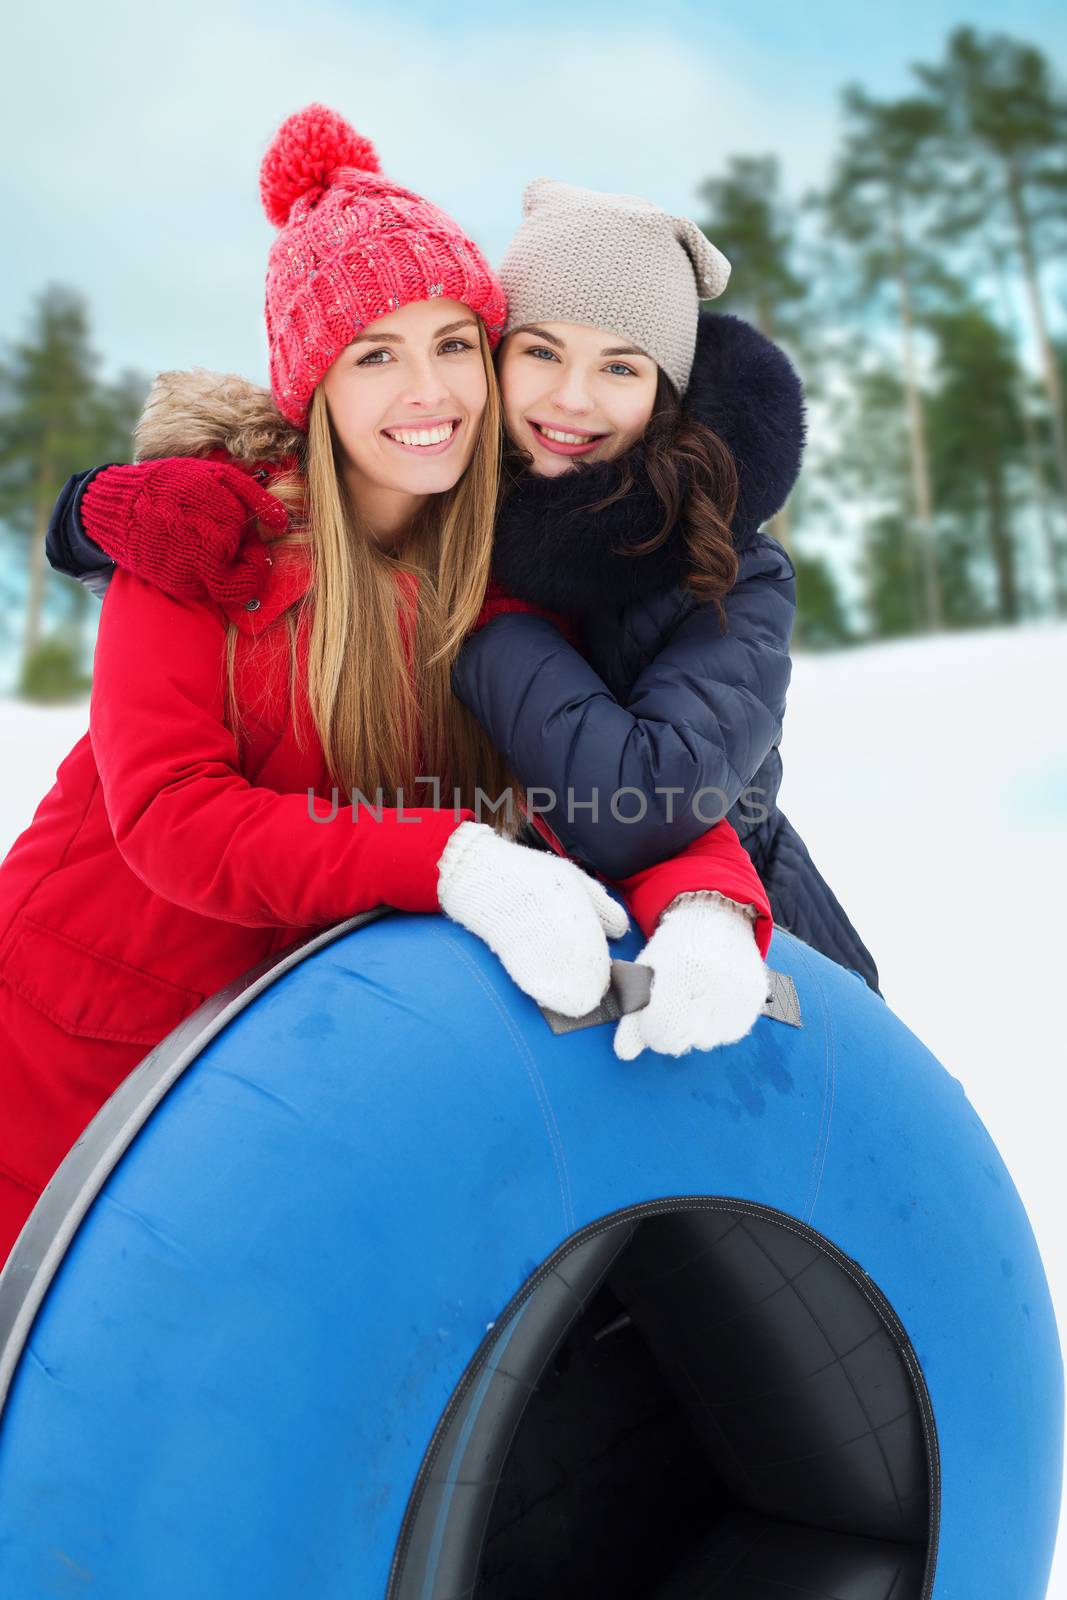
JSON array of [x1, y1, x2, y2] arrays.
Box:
[[259, 103, 381, 227], [260, 102, 507, 426]]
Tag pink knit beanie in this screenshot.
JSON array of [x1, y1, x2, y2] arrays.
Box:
[[259, 104, 508, 429]]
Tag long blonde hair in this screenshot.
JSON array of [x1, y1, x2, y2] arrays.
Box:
[[224, 317, 521, 830]]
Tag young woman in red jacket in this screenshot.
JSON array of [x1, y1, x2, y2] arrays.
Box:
[[0, 107, 773, 1268]]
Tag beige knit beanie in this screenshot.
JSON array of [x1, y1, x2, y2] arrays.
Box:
[[498, 178, 731, 395]]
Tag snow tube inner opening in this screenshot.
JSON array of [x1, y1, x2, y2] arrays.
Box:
[[389, 1202, 935, 1600]]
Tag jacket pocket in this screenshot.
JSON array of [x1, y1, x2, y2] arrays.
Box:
[[0, 915, 204, 1047]]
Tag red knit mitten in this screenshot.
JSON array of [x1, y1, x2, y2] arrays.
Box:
[[472, 578, 580, 648], [80, 457, 290, 603]]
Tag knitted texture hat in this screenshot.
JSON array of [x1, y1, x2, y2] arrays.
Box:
[[498, 178, 731, 395], [260, 104, 508, 428]]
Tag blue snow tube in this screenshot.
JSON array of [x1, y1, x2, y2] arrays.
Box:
[[0, 910, 1061, 1599]]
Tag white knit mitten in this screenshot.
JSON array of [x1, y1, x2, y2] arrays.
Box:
[[613, 891, 767, 1061], [437, 821, 630, 1017]]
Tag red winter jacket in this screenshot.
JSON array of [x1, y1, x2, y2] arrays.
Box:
[[0, 546, 472, 1263], [0, 361, 772, 1264]]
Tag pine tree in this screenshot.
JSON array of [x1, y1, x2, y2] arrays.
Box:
[[924, 304, 1030, 623], [0, 286, 147, 694]]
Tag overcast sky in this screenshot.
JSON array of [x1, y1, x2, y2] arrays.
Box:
[[3, 0, 1065, 388]]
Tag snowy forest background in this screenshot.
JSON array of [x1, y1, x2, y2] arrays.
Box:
[[2, 25, 1067, 693]]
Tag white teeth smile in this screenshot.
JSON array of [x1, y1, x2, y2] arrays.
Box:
[[385, 423, 456, 447], [537, 426, 603, 445]]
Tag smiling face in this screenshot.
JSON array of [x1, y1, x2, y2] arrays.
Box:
[[497, 320, 660, 478], [319, 297, 490, 541]]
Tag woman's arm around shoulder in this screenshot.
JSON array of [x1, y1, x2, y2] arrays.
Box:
[[47, 455, 287, 602]]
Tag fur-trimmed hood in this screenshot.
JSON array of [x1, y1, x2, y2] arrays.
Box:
[[488, 311, 806, 615], [133, 368, 304, 467]]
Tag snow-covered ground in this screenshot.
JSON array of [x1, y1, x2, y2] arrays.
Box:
[[1, 622, 1065, 1588]]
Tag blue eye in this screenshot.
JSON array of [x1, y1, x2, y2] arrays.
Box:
[[524, 346, 559, 361], [607, 362, 637, 377], [357, 348, 392, 366]]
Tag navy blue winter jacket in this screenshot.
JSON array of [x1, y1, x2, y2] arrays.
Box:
[[452, 312, 881, 993]]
